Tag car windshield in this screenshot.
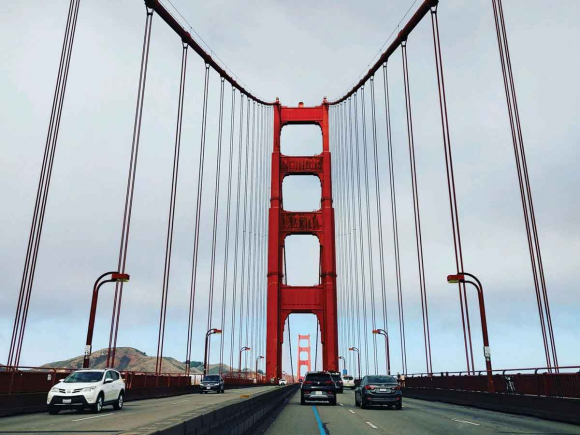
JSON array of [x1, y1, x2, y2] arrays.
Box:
[[366, 376, 397, 384], [330, 374, 341, 381], [203, 375, 220, 382], [305, 373, 331, 382], [64, 371, 103, 383]]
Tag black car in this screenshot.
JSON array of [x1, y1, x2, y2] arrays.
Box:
[[200, 375, 225, 393], [300, 371, 337, 406], [329, 372, 344, 393], [354, 375, 402, 409]]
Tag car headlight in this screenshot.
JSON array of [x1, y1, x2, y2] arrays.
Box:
[[81, 386, 97, 392], [50, 387, 59, 392]]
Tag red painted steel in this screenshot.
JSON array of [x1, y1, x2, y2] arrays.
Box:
[[266, 101, 338, 381], [297, 334, 312, 378]]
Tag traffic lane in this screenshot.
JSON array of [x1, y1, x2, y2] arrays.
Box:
[[264, 389, 325, 435], [333, 390, 580, 434], [0, 386, 276, 434]]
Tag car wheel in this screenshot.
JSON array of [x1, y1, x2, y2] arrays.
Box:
[[300, 393, 306, 405], [113, 392, 124, 410], [360, 397, 367, 409], [331, 398, 337, 406], [354, 394, 359, 406], [396, 401, 402, 410], [93, 394, 104, 413], [48, 407, 60, 415]]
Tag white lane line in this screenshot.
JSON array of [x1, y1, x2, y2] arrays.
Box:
[[451, 418, 480, 426], [339, 403, 344, 406], [170, 400, 189, 404], [349, 410, 356, 414], [71, 413, 114, 422], [366, 422, 378, 429]]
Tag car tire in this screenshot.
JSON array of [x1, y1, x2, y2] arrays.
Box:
[[354, 394, 359, 406], [360, 397, 367, 409], [331, 398, 337, 406], [113, 392, 124, 410], [396, 401, 402, 410], [48, 407, 60, 415], [92, 394, 104, 413], [300, 393, 306, 405]]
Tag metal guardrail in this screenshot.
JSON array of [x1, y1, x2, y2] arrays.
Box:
[[405, 366, 580, 398]]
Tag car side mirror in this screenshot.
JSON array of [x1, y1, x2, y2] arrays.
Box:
[[105, 378, 114, 384]]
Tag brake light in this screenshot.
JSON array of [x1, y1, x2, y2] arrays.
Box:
[[304, 381, 313, 385], [364, 385, 375, 390], [325, 380, 334, 385], [394, 385, 401, 390]]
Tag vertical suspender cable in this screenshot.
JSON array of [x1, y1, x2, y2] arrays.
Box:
[[229, 94, 245, 371], [401, 41, 435, 374], [156, 43, 188, 374], [360, 87, 379, 376], [382, 63, 407, 375], [9, 0, 82, 368], [347, 97, 369, 374], [238, 98, 252, 372], [351, 92, 378, 373], [185, 64, 211, 375], [369, 76, 392, 375], [219, 87, 236, 374], [204, 77, 226, 371], [491, 0, 557, 371], [108, 7, 154, 370]]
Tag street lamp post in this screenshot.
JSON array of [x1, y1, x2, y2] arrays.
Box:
[[255, 356, 264, 382], [372, 329, 391, 375], [348, 347, 361, 380], [83, 272, 130, 369], [338, 356, 346, 374], [203, 328, 222, 376], [447, 272, 495, 393], [239, 346, 250, 376]]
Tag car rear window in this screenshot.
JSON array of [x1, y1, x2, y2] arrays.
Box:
[[367, 376, 397, 384], [330, 374, 341, 381], [305, 373, 331, 382], [203, 375, 220, 381], [343, 376, 353, 380]]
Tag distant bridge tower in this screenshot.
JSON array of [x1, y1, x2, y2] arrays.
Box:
[[297, 334, 312, 378], [266, 100, 339, 381]]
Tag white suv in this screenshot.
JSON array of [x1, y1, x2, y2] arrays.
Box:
[[47, 369, 125, 414]]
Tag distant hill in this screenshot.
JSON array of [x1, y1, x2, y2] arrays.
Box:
[[41, 347, 232, 374]]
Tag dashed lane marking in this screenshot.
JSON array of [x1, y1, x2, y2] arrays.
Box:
[[71, 413, 114, 422], [349, 410, 356, 414], [366, 422, 378, 429], [452, 418, 480, 426]]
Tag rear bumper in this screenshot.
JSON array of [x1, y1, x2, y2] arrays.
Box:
[[302, 390, 336, 400], [364, 394, 402, 404]]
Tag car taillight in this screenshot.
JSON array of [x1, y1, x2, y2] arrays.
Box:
[[394, 385, 401, 390], [364, 385, 374, 390], [304, 381, 312, 385], [325, 380, 334, 385]]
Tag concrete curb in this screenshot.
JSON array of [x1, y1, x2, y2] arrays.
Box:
[[404, 387, 580, 425]]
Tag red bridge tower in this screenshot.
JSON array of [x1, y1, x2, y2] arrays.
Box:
[[266, 100, 338, 381], [297, 334, 312, 378]]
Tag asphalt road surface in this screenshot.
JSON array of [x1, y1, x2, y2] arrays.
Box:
[[0, 386, 275, 434], [265, 389, 580, 435]]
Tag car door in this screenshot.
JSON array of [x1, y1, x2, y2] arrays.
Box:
[[103, 371, 115, 402], [112, 371, 122, 398]]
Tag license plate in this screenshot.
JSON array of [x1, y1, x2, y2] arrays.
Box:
[[379, 388, 387, 392], [62, 399, 71, 404], [315, 391, 323, 395]]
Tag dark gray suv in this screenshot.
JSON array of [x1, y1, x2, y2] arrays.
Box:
[[200, 375, 225, 394], [300, 372, 337, 406]]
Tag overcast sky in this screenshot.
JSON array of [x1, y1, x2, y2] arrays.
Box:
[[1, 0, 578, 377]]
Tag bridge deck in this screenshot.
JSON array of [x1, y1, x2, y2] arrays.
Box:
[[265, 389, 580, 435], [0, 385, 276, 435]]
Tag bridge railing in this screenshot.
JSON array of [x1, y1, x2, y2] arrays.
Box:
[[0, 366, 273, 394], [405, 366, 580, 398]]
